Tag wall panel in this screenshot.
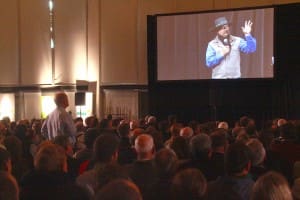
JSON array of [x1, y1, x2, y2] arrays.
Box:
[[228, 0, 274, 8], [55, 0, 87, 84], [0, 0, 19, 85], [20, 0, 52, 85], [100, 0, 138, 84], [175, 0, 213, 12]]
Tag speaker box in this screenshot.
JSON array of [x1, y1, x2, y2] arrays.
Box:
[[75, 92, 86, 106]]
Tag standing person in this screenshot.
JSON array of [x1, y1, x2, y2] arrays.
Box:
[[41, 92, 76, 145], [206, 17, 256, 79]]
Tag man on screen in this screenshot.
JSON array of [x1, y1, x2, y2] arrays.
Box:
[[205, 17, 256, 79]]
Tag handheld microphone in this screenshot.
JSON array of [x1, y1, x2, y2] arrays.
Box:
[[223, 38, 229, 45]]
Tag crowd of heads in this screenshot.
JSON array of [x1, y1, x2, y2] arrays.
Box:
[[1, 111, 300, 200]]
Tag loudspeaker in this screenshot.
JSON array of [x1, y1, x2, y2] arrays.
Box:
[[75, 92, 86, 106]]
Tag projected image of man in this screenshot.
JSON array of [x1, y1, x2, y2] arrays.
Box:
[[205, 17, 256, 79]]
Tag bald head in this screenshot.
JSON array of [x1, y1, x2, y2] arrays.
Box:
[[54, 92, 69, 108], [134, 134, 154, 159]]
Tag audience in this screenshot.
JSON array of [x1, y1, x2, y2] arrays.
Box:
[[246, 138, 267, 181], [95, 179, 142, 200], [251, 171, 292, 200], [20, 142, 89, 200], [0, 171, 19, 200], [206, 142, 254, 200], [125, 134, 157, 200], [76, 133, 120, 196], [1, 114, 300, 199], [170, 168, 207, 200]]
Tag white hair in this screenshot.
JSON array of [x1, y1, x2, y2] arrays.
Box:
[[180, 127, 194, 138], [218, 121, 229, 130], [134, 134, 154, 153], [277, 118, 287, 127], [246, 138, 266, 166]]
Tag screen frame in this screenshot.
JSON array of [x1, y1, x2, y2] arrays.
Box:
[[147, 5, 278, 85]]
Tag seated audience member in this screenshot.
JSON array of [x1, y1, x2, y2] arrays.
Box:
[[270, 122, 300, 183], [125, 134, 157, 200], [117, 122, 137, 165], [146, 116, 164, 151], [210, 129, 228, 180], [158, 120, 171, 143], [149, 148, 178, 200], [4, 135, 29, 183], [251, 171, 292, 200], [246, 138, 267, 181], [277, 118, 288, 128], [0, 148, 12, 173], [0, 171, 19, 200], [76, 133, 120, 196], [236, 132, 250, 144], [95, 179, 142, 200], [20, 143, 89, 200], [169, 136, 190, 160], [95, 163, 129, 192], [75, 128, 99, 165], [217, 121, 229, 130], [53, 135, 80, 180], [188, 120, 201, 136], [85, 116, 98, 129], [178, 134, 214, 181], [170, 168, 207, 200], [292, 178, 300, 200], [206, 142, 254, 200], [179, 126, 194, 140], [164, 123, 182, 148]]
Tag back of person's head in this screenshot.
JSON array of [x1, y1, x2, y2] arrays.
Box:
[[180, 127, 194, 139], [277, 118, 288, 127], [225, 142, 251, 176], [232, 126, 247, 139], [84, 127, 99, 149], [54, 92, 68, 107], [118, 122, 130, 137], [171, 168, 207, 200], [235, 132, 250, 144], [170, 123, 182, 137], [147, 116, 157, 126], [93, 134, 120, 163], [96, 163, 129, 191], [169, 136, 190, 160], [95, 179, 142, 200], [99, 119, 111, 129], [217, 121, 229, 130], [246, 138, 266, 166], [251, 171, 292, 200], [292, 178, 300, 200], [210, 129, 228, 150], [85, 116, 98, 128], [134, 134, 154, 158], [34, 143, 67, 172], [0, 171, 19, 200], [3, 136, 22, 162], [155, 148, 178, 177], [239, 116, 251, 127], [0, 148, 11, 172], [189, 134, 211, 159], [53, 135, 69, 151]]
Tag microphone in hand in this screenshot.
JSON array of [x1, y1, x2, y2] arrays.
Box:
[[222, 38, 231, 56]]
